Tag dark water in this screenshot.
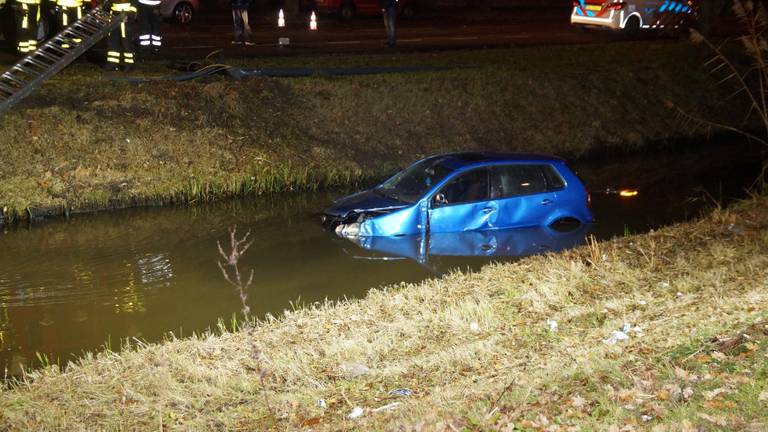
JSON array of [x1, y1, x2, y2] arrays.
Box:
[[0, 140, 763, 375]]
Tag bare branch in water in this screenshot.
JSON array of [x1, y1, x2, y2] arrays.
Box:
[[217, 225, 255, 317]]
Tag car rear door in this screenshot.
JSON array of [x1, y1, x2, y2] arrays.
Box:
[[489, 164, 558, 228]]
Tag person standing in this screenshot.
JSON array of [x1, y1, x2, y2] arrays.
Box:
[[230, 0, 253, 45], [137, 0, 162, 54], [56, 0, 85, 48], [14, 0, 41, 53], [380, 0, 397, 47], [106, 0, 137, 71]]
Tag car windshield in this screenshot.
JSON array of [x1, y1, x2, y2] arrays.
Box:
[[376, 157, 455, 203]]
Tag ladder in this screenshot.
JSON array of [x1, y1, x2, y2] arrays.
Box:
[[0, 7, 125, 115]]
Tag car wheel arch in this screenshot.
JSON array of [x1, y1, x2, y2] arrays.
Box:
[[621, 12, 642, 34]]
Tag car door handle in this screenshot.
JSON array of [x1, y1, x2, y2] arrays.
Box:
[[541, 199, 553, 206], [482, 207, 495, 214]]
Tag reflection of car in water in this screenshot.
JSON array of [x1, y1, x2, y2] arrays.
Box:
[[323, 152, 593, 238], [570, 0, 697, 35], [345, 224, 593, 267]]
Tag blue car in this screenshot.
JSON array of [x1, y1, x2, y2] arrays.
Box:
[[323, 152, 593, 237]]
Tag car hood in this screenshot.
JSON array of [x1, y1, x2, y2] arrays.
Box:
[[325, 189, 410, 217]]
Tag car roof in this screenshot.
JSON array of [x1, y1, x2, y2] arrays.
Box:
[[431, 152, 564, 170]]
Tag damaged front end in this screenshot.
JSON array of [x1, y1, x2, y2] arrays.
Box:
[[326, 202, 427, 239]]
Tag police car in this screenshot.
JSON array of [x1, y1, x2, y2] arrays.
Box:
[[571, 0, 697, 35]]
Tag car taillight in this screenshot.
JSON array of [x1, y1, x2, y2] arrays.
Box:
[[605, 1, 626, 9]]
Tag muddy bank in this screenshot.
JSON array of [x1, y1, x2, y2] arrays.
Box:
[[0, 42, 750, 221]]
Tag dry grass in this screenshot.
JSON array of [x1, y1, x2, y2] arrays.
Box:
[[0, 42, 750, 222], [1, 193, 766, 431]]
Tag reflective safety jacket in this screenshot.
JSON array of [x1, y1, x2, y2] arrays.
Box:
[[111, 1, 137, 13], [137, 0, 160, 5], [17, 0, 41, 5], [56, 0, 83, 6]]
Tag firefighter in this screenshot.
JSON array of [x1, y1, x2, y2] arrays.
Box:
[[136, 0, 161, 54], [14, 0, 41, 53], [106, 0, 136, 71], [56, 0, 84, 48]]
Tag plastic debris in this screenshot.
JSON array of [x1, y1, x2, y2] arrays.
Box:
[[470, 321, 480, 333], [603, 330, 630, 345], [348, 407, 364, 419], [372, 402, 401, 412], [389, 388, 413, 397], [603, 323, 642, 345], [546, 319, 558, 332], [317, 399, 327, 408], [641, 414, 653, 422]]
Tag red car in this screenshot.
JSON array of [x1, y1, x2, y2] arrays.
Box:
[[313, 0, 416, 19]]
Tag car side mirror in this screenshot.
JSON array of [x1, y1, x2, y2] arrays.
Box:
[[433, 193, 448, 206]]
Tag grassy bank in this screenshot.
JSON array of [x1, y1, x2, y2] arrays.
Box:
[[0, 42, 748, 221], [1, 193, 766, 430]]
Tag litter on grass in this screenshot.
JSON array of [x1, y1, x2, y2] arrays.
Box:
[[546, 319, 558, 332], [603, 323, 643, 345], [348, 407, 364, 419], [373, 402, 401, 412]]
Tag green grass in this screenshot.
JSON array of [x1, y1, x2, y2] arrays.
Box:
[[0, 42, 751, 221]]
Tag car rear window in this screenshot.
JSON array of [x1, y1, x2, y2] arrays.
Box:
[[542, 164, 566, 190]]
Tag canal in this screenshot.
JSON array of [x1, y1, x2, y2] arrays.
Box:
[[0, 140, 763, 375]]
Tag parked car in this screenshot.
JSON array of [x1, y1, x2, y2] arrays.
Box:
[[161, 0, 199, 24], [313, 0, 416, 19], [323, 152, 593, 237], [570, 0, 697, 35]]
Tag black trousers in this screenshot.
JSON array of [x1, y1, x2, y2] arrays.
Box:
[[137, 3, 161, 49], [382, 6, 396, 45], [59, 5, 84, 47], [107, 15, 135, 66], [14, 2, 39, 52]]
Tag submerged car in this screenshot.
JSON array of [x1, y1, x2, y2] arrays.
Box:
[[323, 152, 593, 237]]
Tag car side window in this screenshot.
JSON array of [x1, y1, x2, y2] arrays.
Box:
[[541, 164, 565, 190], [490, 165, 548, 199], [435, 168, 489, 205]]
